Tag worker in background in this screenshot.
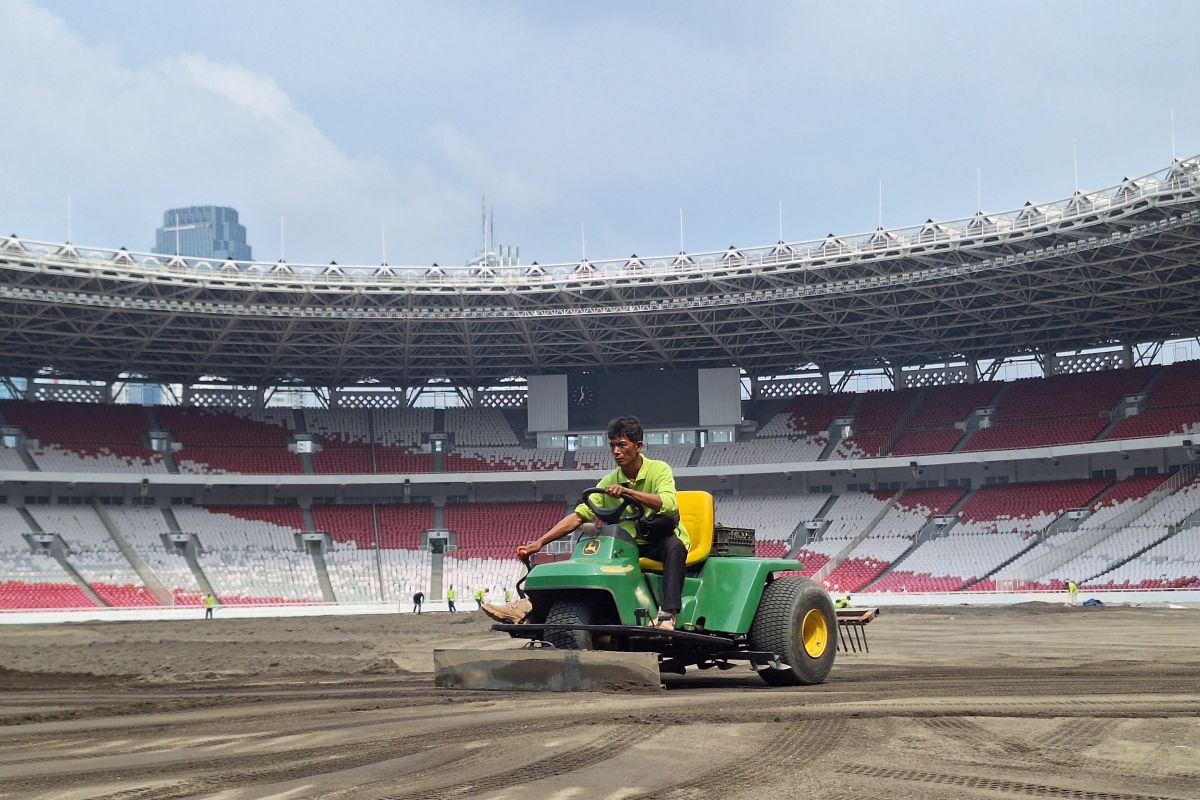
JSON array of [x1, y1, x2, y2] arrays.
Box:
[[412, 590, 424, 614], [474, 586, 486, 609], [1067, 580, 1080, 606], [203, 592, 217, 620], [446, 584, 457, 613], [835, 595, 852, 609], [504, 586, 513, 604]]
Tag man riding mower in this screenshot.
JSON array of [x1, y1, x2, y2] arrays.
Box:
[[481, 485, 839, 685]]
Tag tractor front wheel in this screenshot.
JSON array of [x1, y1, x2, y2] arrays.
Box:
[[544, 598, 595, 650], [749, 577, 836, 686]]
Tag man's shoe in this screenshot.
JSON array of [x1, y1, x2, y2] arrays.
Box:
[[481, 599, 533, 624], [653, 611, 677, 632]]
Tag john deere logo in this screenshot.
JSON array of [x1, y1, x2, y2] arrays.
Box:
[[583, 539, 600, 555]]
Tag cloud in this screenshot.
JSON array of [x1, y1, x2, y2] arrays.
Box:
[[0, 0, 492, 264]]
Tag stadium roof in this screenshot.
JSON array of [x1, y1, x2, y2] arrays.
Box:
[[2, 157, 1199, 387]]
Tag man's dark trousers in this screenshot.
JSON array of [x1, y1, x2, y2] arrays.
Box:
[[637, 536, 687, 613]]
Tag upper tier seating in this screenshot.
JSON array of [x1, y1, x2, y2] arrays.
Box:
[[964, 368, 1154, 451], [1106, 361, 1200, 440], [829, 389, 923, 459], [576, 445, 694, 470], [447, 447, 564, 472], [304, 408, 370, 444], [313, 445, 373, 474], [445, 408, 519, 446], [1, 400, 166, 473], [697, 438, 824, 466], [374, 409, 434, 448], [890, 428, 965, 457], [964, 418, 1109, 452], [994, 368, 1155, 423], [375, 447, 434, 474], [161, 408, 302, 474], [905, 382, 1000, 428], [758, 394, 855, 438]]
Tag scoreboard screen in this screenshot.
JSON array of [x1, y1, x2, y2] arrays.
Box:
[[567, 369, 699, 430]]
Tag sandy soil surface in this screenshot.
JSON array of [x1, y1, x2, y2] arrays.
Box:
[[0, 603, 1198, 800]]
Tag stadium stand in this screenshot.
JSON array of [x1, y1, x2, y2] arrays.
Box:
[[697, 438, 825, 466], [374, 408, 434, 447], [441, 501, 564, 603], [375, 504, 434, 549], [0, 400, 166, 473], [867, 532, 1030, 592], [160, 407, 303, 474], [445, 408, 519, 446], [0, 505, 97, 609], [446, 447, 564, 472], [576, 445, 693, 470], [716, 494, 829, 543], [0, 447, 28, 471], [889, 383, 999, 455], [965, 369, 1154, 451], [29, 507, 157, 607], [817, 488, 964, 593], [829, 389, 922, 459], [819, 492, 893, 539], [1106, 361, 1200, 440], [107, 506, 202, 605], [173, 506, 322, 603], [1087, 528, 1200, 589]]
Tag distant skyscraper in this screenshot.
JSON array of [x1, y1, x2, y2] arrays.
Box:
[[154, 206, 252, 261]]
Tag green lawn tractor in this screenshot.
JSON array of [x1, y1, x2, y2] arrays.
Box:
[[437, 489, 846, 690]]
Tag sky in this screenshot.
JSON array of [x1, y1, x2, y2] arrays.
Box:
[[1, 0, 1197, 267]]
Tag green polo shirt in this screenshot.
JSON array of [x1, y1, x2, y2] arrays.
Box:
[[574, 456, 690, 550]]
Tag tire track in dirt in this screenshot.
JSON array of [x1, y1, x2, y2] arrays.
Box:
[[27, 716, 653, 800], [630, 718, 844, 800], [836, 764, 1192, 800], [372, 723, 665, 800]]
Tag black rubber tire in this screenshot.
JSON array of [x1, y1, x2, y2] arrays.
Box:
[[748, 577, 837, 686], [544, 598, 595, 650]]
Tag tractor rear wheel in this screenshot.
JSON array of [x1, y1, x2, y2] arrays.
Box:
[[544, 598, 595, 650], [749, 577, 836, 686]]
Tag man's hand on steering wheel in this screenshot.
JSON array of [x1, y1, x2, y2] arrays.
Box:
[[603, 485, 627, 498]]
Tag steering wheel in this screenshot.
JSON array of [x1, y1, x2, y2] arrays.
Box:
[[580, 488, 644, 525]]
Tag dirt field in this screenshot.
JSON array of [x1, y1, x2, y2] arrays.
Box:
[[1, 603, 1198, 800]]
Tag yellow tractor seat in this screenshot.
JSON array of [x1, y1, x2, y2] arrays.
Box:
[[640, 490, 714, 572]]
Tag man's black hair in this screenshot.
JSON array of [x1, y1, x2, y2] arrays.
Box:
[[606, 416, 644, 444]]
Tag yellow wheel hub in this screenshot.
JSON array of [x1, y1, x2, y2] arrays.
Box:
[[801, 608, 829, 658]]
